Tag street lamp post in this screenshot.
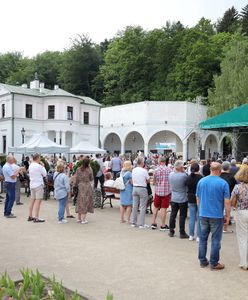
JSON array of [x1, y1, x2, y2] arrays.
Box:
[[21, 127, 25, 162]]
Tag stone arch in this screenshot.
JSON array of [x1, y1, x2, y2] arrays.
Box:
[[148, 130, 183, 154], [204, 134, 218, 159], [123, 131, 145, 154], [103, 132, 122, 154], [202, 132, 219, 149], [219, 134, 232, 157]]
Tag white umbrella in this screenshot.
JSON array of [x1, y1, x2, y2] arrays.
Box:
[[9, 133, 69, 154], [70, 141, 106, 154]]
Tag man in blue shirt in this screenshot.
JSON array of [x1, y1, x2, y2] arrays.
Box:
[[110, 154, 122, 180], [196, 162, 231, 270], [2, 155, 19, 218]]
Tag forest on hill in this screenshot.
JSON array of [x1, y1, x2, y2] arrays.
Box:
[[1, 5, 248, 116]]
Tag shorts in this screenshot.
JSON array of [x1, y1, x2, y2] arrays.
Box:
[[31, 185, 44, 200], [154, 194, 171, 209]]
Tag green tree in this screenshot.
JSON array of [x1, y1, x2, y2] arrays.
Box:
[[100, 26, 148, 105], [99, 23, 185, 105], [240, 4, 248, 35], [34, 51, 63, 89], [6, 57, 34, 85], [165, 21, 215, 100], [165, 20, 232, 102], [149, 22, 185, 100], [217, 6, 239, 33], [0, 52, 22, 83], [7, 51, 62, 89], [208, 34, 248, 116], [59, 35, 101, 98]]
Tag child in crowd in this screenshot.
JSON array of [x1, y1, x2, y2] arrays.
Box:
[[104, 172, 115, 197]]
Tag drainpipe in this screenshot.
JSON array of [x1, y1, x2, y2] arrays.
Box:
[[98, 107, 101, 148], [11, 93, 15, 147]]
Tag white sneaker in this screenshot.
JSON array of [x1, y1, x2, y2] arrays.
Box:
[[139, 224, 150, 229], [131, 224, 137, 228], [81, 220, 88, 224], [196, 237, 200, 243], [58, 219, 68, 224], [189, 236, 194, 241]]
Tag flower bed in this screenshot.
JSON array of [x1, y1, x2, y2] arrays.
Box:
[[0, 269, 113, 300]]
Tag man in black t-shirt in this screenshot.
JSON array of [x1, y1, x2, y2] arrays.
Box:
[[220, 161, 236, 195], [202, 159, 211, 177], [23, 156, 30, 171], [220, 161, 236, 233]]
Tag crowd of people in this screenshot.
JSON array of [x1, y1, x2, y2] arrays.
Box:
[[1, 151, 248, 271]]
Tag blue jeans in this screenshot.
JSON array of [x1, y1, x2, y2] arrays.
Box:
[[188, 203, 201, 237], [58, 196, 68, 221], [198, 217, 223, 266], [4, 182, 16, 216]]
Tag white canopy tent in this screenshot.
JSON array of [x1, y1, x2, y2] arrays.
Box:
[[9, 133, 69, 154], [70, 141, 106, 154]]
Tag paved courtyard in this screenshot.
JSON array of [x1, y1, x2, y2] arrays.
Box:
[[1, 194, 248, 300]]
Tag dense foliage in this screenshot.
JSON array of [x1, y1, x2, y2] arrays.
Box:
[[1, 4, 248, 114], [208, 34, 248, 116]]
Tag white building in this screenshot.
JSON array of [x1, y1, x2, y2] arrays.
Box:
[[100, 101, 229, 161], [0, 78, 101, 157]]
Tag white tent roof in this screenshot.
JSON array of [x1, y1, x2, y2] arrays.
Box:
[[9, 133, 69, 154], [70, 141, 106, 154]]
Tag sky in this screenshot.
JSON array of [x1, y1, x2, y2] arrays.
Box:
[[1, 0, 247, 57]]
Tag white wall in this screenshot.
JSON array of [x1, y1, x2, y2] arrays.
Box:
[[0, 86, 100, 160], [101, 101, 208, 157]]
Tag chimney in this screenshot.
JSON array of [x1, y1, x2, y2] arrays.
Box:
[[21, 83, 28, 88], [54, 84, 59, 90], [39, 82, 45, 93], [30, 72, 39, 90]]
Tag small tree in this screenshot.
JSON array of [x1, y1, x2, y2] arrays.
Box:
[[240, 4, 248, 35], [217, 6, 239, 33]]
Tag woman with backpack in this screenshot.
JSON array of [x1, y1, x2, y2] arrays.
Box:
[[53, 163, 70, 224]]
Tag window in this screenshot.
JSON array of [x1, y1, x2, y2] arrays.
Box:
[[26, 104, 32, 118], [2, 136, 6, 154], [67, 106, 73, 120], [84, 112, 89, 124], [2, 104, 5, 118], [48, 105, 55, 119]]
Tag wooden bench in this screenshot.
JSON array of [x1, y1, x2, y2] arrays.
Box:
[[102, 186, 120, 209], [102, 186, 153, 214]]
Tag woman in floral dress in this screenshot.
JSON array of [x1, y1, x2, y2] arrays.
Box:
[[74, 157, 94, 224], [231, 167, 248, 270]]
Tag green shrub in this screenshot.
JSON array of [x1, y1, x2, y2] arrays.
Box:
[[73, 159, 100, 177], [0, 154, 6, 167], [40, 156, 50, 172]]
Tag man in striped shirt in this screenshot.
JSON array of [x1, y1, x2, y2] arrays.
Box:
[[151, 157, 171, 231]]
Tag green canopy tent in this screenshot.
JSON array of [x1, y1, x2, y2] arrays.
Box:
[[199, 103, 248, 158], [200, 104, 248, 131]]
